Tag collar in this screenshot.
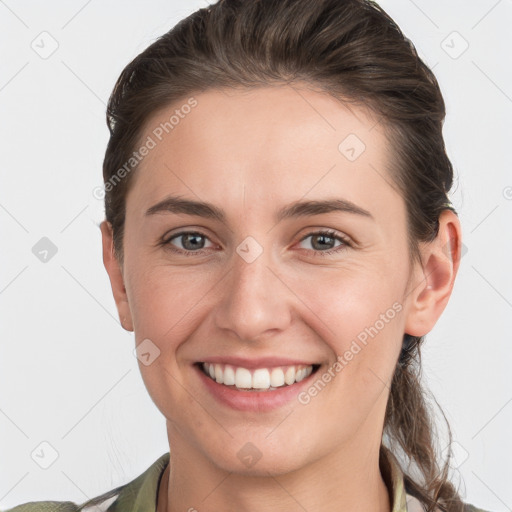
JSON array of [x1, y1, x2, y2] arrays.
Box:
[[103, 450, 422, 512]]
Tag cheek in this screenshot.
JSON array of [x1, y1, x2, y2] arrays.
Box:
[[286, 265, 405, 401], [286, 262, 405, 348], [126, 260, 215, 345]]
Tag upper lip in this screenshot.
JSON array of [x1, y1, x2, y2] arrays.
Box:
[[197, 356, 319, 369]]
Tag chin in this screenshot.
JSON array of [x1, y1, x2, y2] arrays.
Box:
[[198, 433, 312, 477], [213, 452, 305, 478]]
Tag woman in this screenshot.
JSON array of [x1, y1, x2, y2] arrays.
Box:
[[5, 0, 492, 511]]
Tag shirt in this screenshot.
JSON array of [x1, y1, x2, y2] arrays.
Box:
[[2, 450, 491, 512]]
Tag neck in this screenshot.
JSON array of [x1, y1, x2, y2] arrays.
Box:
[[157, 433, 392, 512]]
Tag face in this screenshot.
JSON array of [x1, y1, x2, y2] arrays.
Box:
[[102, 84, 444, 476]]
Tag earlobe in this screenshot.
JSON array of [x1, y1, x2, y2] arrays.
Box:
[[404, 210, 462, 337], [100, 220, 134, 332]]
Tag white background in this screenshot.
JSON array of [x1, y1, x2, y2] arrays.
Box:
[[0, 0, 511, 510]]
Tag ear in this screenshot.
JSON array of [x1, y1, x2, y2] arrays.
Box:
[[404, 209, 462, 337], [100, 220, 134, 332]]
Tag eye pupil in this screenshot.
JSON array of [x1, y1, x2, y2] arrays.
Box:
[[312, 234, 335, 251], [182, 233, 205, 250]]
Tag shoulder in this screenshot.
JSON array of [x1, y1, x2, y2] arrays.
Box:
[[2, 495, 118, 512], [1, 501, 79, 512], [2, 489, 121, 512], [2, 453, 170, 512], [463, 504, 494, 512], [2, 495, 495, 512], [405, 492, 492, 512]]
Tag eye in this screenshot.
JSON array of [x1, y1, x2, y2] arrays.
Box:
[[163, 231, 215, 255], [161, 229, 351, 257], [297, 230, 350, 256]]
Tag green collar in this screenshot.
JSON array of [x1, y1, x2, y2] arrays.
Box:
[[105, 449, 411, 512], [106, 453, 170, 512]]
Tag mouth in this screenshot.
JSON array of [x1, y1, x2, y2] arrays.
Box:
[[195, 362, 321, 392]]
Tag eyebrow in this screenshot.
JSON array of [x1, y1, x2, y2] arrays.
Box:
[[145, 195, 374, 222]]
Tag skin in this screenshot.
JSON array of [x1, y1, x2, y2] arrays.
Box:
[[100, 84, 461, 512]]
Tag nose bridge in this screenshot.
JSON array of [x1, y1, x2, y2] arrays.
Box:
[[233, 239, 273, 299], [214, 236, 291, 341]]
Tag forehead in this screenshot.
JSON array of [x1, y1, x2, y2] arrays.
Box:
[[126, 85, 402, 225]]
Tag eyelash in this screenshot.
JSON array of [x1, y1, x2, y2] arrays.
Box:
[[161, 229, 351, 258], [305, 230, 351, 257]]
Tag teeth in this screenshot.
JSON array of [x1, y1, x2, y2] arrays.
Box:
[[252, 368, 270, 389], [270, 367, 285, 387], [235, 367, 252, 389], [201, 362, 315, 391], [214, 364, 224, 384], [284, 366, 296, 386], [223, 365, 235, 385]]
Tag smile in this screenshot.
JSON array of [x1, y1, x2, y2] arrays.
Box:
[[199, 362, 319, 391]]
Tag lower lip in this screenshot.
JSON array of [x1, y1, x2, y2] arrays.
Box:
[[194, 364, 319, 412]]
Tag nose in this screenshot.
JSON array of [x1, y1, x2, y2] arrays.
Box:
[[213, 243, 293, 342]]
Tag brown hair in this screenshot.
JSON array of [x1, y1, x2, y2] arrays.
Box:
[[94, 0, 464, 510]]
